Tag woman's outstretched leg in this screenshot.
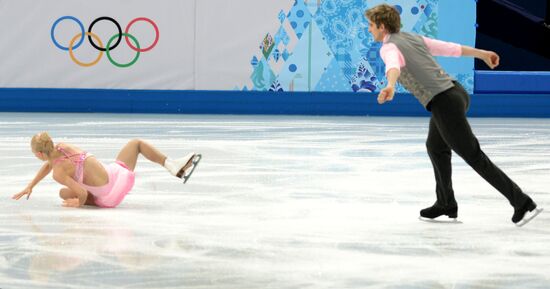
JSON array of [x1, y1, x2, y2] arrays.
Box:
[[115, 139, 197, 180], [116, 139, 166, 171]]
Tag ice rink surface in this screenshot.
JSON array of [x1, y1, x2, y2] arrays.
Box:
[[1, 113, 549, 288]]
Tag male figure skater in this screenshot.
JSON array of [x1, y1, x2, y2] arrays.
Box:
[[365, 4, 541, 226]]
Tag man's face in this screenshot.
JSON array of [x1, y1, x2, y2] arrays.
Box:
[[368, 20, 386, 42]]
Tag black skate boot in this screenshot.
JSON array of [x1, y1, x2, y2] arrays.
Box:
[[512, 198, 542, 226], [420, 203, 458, 219]]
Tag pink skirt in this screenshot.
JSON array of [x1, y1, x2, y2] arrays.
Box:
[[93, 161, 135, 208]]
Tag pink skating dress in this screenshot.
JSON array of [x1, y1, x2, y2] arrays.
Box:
[[54, 146, 135, 208]]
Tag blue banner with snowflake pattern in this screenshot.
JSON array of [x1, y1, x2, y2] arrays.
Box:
[[242, 0, 476, 94]]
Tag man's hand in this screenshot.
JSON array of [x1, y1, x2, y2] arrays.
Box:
[[481, 50, 500, 69], [378, 86, 395, 104], [461, 46, 501, 70], [12, 187, 32, 200]]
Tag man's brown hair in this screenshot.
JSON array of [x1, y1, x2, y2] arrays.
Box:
[[365, 4, 401, 34]]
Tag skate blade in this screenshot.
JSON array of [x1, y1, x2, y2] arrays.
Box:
[[183, 154, 202, 184], [418, 216, 463, 224], [515, 207, 543, 227], [176, 153, 196, 178]]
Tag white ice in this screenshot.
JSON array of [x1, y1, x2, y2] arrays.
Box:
[[1, 113, 549, 289]]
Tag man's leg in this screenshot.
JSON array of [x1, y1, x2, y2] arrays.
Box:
[[426, 117, 457, 208], [430, 85, 531, 213], [420, 117, 459, 219]]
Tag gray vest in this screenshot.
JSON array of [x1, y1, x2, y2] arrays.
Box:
[[386, 32, 455, 108]]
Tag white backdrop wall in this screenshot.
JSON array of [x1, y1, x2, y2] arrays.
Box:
[[0, 0, 291, 90], [0, 0, 196, 90]]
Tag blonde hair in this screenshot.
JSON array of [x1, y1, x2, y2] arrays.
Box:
[[31, 132, 55, 156], [365, 4, 401, 34]]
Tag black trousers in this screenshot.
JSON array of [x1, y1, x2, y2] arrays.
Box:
[[426, 82, 529, 209]]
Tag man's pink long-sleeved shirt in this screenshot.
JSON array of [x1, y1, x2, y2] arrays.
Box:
[[380, 34, 462, 74]]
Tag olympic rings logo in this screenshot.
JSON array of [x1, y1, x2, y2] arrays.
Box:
[[51, 16, 159, 68]]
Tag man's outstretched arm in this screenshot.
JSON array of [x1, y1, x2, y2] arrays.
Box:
[[422, 36, 500, 69]]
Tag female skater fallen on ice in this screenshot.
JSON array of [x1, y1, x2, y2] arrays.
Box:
[[12, 132, 201, 208]]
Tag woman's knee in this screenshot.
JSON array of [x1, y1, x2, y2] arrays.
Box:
[[59, 188, 73, 200], [128, 139, 141, 147], [128, 139, 144, 151]]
